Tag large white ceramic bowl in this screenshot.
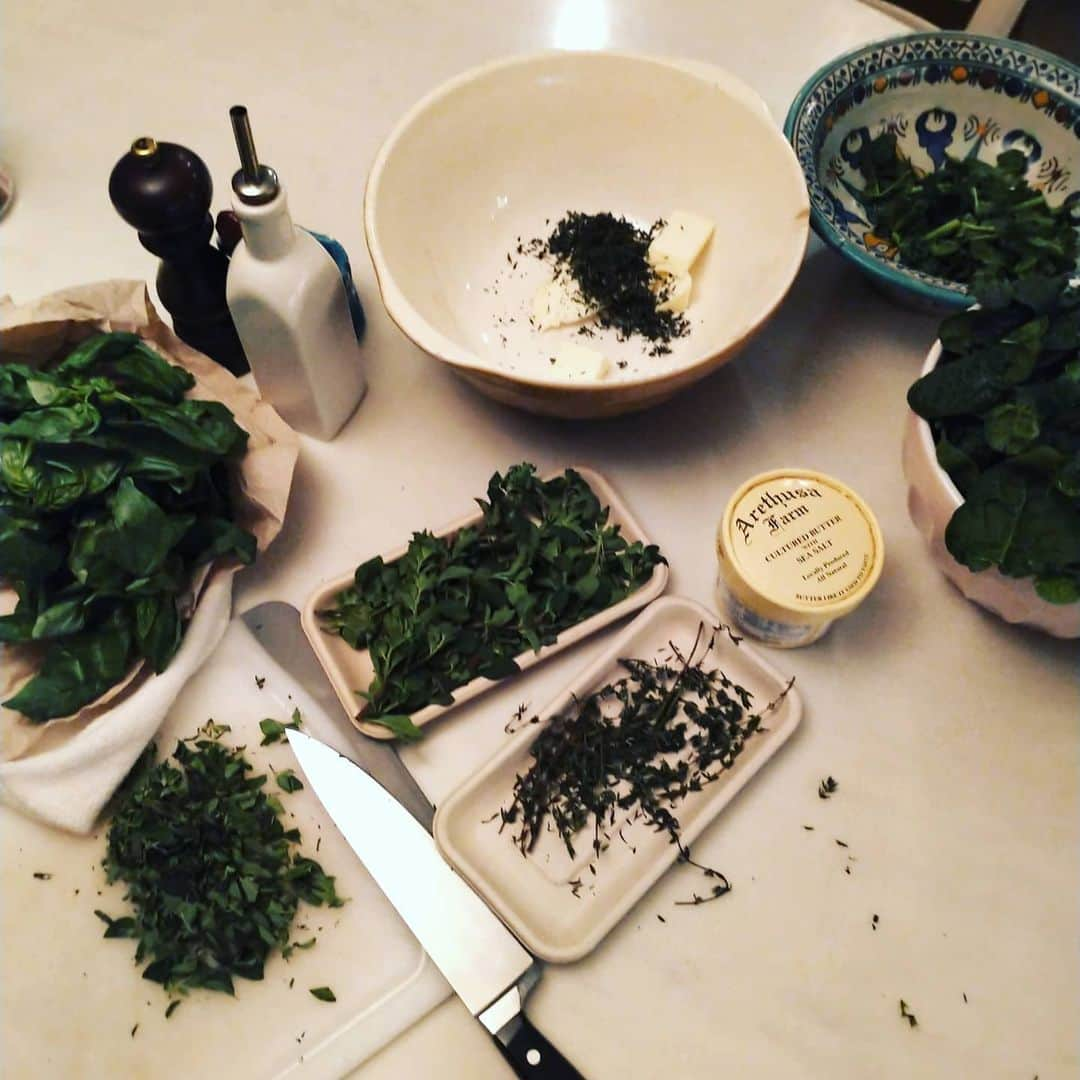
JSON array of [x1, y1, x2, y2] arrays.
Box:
[[902, 340, 1080, 637], [364, 52, 810, 418]]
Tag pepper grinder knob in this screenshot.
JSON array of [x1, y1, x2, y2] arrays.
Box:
[[109, 137, 248, 375]]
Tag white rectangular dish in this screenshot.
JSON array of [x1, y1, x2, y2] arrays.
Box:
[[432, 595, 802, 963], [301, 466, 669, 739]]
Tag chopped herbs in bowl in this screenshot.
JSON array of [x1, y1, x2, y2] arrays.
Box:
[[785, 32, 1080, 311], [903, 275, 1080, 637]]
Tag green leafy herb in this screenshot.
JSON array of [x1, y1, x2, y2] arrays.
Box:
[[321, 464, 665, 729], [97, 727, 344, 998], [276, 769, 304, 793], [365, 714, 424, 742], [818, 776, 838, 799], [259, 708, 303, 745], [495, 624, 792, 896], [282, 937, 316, 960], [309, 986, 336, 1003], [0, 332, 255, 721], [899, 999, 919, 1029], [853, 132, 1078, 284], [908, 277, 1080, 600], [165, 1000, 181, 1019], [32, 871, 52, 880]]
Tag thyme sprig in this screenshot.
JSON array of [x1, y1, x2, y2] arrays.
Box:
[[497, 624, 794, 896]]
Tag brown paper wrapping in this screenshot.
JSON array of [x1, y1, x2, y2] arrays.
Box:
[[0, 280, 299, 759]]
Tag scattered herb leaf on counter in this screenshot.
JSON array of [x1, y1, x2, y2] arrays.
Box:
[[818, 776, 838, 799], [320, 464, 665, 728], [899, 999, 919, 1029], [32, 871, 52, 880], [165, 1000, 181, 1019], [908, 276, 1080, 602], [495, 624, 793, 894], [855, 132, 1078, 285], [0, 332, 255, 721], [309, 986, 336, 1003], [276, 769, 304, 793], [96, 724, 344, 998], [259, 708, 303, 745]]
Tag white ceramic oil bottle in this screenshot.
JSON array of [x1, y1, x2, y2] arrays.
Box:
[[225, 105, 366, 440]]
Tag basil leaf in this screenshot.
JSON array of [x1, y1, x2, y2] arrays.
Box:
[[4, 612, 134, 721], [103, 479, 194, 577], [366, 714, 424, 741]]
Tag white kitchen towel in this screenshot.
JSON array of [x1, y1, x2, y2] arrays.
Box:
[[0, 574, 232, 834]]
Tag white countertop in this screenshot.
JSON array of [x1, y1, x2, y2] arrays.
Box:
[[2, 2, 1077, 1078]]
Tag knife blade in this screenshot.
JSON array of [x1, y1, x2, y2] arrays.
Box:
[[287, 728, 585, 1080], [240, 600, 433, 828]]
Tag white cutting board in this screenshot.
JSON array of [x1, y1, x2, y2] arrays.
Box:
[[0, 621, 449, 1079]]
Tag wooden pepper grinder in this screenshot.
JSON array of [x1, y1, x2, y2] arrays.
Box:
[[109, 137, 248, 375]]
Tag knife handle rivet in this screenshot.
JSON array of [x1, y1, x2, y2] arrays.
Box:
[[526, 1049, 541, 1066]]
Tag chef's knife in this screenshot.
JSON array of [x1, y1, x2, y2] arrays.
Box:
[[287, 728, 584, 1080], [240, 600, 433, 827]]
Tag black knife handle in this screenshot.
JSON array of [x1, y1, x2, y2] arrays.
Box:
[[493, 1012, 584, 1080]]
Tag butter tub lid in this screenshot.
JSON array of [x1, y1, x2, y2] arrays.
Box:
[[718, 469, 884, 620]]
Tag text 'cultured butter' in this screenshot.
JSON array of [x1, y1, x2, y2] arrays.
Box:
[[716, 469, 884, 647]]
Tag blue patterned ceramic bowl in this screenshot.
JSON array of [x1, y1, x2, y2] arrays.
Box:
[[784, 32, 1080, 311]]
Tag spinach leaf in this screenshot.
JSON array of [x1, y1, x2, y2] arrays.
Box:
[[911, 278, 1080, 600], [854, 132, 1078, 285], [944, 466, 1027, 573]]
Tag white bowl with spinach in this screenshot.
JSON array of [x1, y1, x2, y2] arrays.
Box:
[[903, 276, 1080, 637]]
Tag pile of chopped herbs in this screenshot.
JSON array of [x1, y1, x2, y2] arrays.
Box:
[[0, 332, 254, 721], [497, 625, 792, 895], [96, 723, 344, 998], [854, 132, 1078, 285], [908, 275, 1080, 603], [535, 212, 689, 353], [320, 464, 665, 734]]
